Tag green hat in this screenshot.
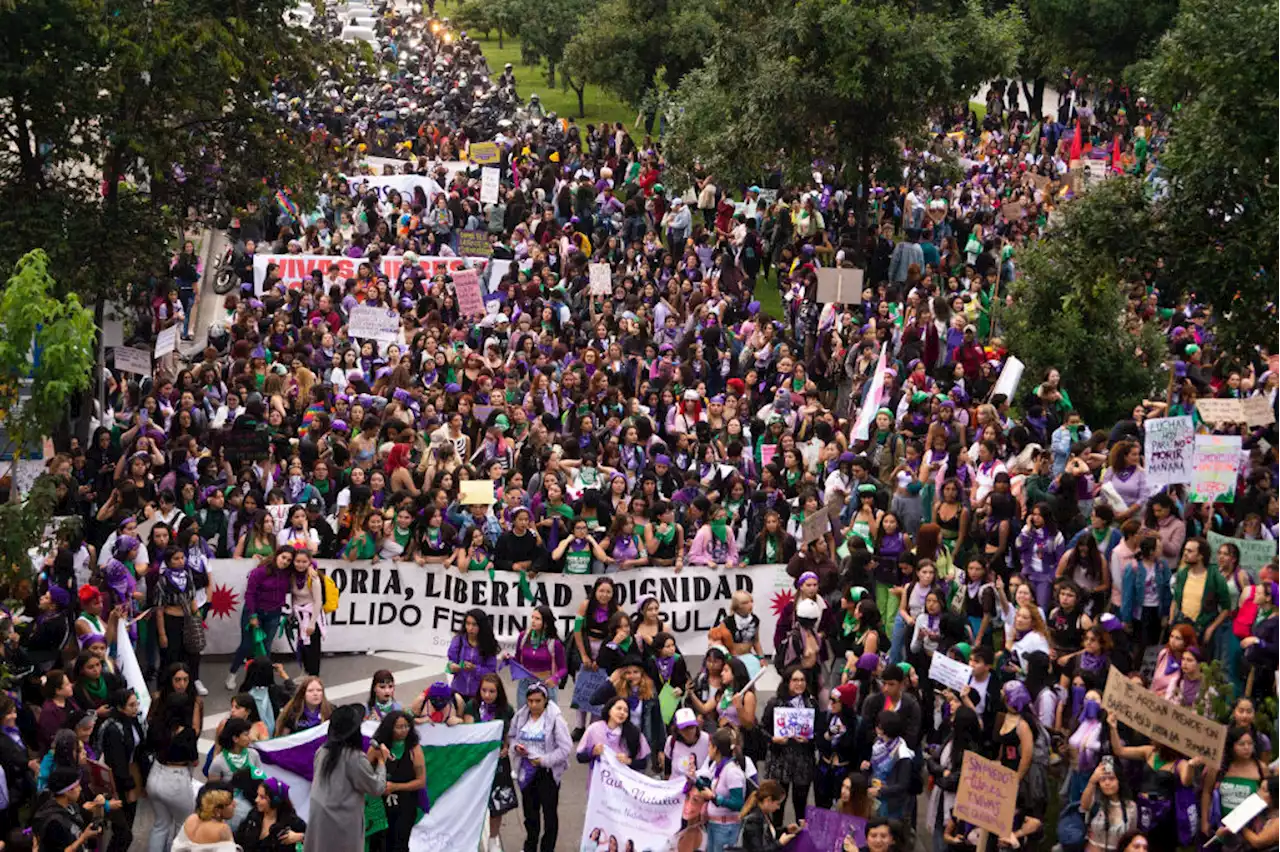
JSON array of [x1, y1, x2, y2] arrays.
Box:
[[653, 183, 665, 193], [857, 483, 877, 495], [896, 662, 915, 678], [493, 414, 511, 433], [1185, 343, 1201, 355], [952, 642, 972, 662], [847, 586, 869, 602]]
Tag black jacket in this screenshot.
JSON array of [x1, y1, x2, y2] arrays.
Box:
[[859, 691, 923, 751], [99, 712, 146, 795], [741, 807, 785, 851]]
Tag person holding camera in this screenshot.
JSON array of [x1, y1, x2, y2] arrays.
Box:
[[32, 766, 112, 852]]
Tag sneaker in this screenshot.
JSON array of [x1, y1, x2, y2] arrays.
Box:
[[224, 672, 238, 691], [194, 679, 209, 697], [571, 727, 585, 740]]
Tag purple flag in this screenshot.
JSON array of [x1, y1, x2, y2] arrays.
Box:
[[504, 657, 539, 682], [804, 805, 867, 852]]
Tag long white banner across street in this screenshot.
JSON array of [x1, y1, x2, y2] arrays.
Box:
[[197, 559, 794, 657]]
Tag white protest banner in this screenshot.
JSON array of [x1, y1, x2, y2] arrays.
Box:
[[116, 622, 152, 719], [480, 166, 500, 204], [252, 253, 474, 294], [773, 707, 816, 739], [486, 259, 512, 289], [112, 346, 152, 376], [195, 559, 788, 658], [1190, 435, 1244, 503], [852, 343, 888, 441], [1143, 415, 1195, 489], [341, 172, 444, 203], [347, 305, 402, 344], [154, 326, 179, 358], [1101, 665, 1227, 764], [581, 751, 686, 852], [589, 263, 612, 296], [990, 356, 1024, 403], [928, 652, 973, 693], [452, 268, 485, 317]]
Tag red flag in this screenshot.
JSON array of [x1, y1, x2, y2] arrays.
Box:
[[1111, 134, 1124, 172], [1068, 120, 1083, 165]]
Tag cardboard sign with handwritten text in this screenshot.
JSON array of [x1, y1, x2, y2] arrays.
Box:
[[1101, 665, 1227, 765], [954, 750, 1017, 836]]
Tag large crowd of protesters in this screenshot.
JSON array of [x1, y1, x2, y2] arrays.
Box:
[[1, 2, 1277, 852]]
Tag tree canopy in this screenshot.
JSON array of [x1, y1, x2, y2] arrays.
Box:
[[663, 0, 1022, 209], [0, 0, 347, 302]]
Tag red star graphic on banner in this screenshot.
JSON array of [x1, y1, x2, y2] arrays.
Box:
[[771, 589, 795, 617], [208, 584, 239, 619]]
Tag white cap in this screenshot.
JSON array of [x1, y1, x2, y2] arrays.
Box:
[[674, 708, 698, 729], [796, 598, 822, 620]]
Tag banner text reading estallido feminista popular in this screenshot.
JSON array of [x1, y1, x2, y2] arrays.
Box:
[[197, 560, 791, 658]]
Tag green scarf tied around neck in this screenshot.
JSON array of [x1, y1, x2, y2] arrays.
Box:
[[710, 519, 729, 543], [841, 610, 860, 638]]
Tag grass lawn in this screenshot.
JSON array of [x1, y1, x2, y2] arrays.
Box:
[[437, 1, 636, 129]]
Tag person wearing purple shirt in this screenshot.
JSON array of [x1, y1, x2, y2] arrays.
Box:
[[447, 608, 501, 699], [226, 549, 294, 689], [1017, 504, 1065, 610], [1101, 439, 1147, 521]]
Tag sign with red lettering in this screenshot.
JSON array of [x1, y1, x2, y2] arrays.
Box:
[[252, 253, 473, 295]]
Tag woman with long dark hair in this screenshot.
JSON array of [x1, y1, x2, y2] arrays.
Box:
[[366, 710, 425, 852], [447, 608, 500, 700], [304, 704, 389, 852], [926, 703, 982, 852], [236, 777, 306, 852]]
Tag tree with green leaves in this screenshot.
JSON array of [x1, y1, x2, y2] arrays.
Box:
[[518, 0, 597, 112], [0, 249, 96, 506], [562, 0, 717, 109], [998, 179, 1166, 425], [0, 0, 346, 304], [1139, 0, 1278, 354], [664, 0, 1022, 231]]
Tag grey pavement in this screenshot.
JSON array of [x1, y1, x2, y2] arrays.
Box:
[[122, 651, 791, 852]]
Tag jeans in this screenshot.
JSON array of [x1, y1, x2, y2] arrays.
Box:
[[231, 609, 282, 674], [889, 613, 911, 667], [146, 763, 194, 852], [704, 820, 741, 852], [521, 768, 559, 852], [178, 287, 195, 337]]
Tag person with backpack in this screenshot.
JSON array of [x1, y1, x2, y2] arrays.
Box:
[[98, 688, 146, 852], [288, 549, 331, 676]]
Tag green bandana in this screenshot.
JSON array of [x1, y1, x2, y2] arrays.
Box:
[[710, 519, 729, 542]]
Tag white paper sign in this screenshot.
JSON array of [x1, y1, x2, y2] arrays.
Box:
[[1144, 416, 1195, 488], [589, 263, 612, 296], [480, 166, 500, 204], [347, 305, 402, 344], [581, 751, 687, 852], [990, 355, 1024, 402], [929, 652, 973, 693], [113, 346, 152, 376], [1220, 792, 1267, 833], [154, 326, 179, 358]]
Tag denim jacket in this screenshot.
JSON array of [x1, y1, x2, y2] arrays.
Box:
[[1119, 556, 1172, 623]]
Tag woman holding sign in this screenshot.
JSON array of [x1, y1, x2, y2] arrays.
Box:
[[760, 666, 817, 828], [1107, 712, 1202, 851]]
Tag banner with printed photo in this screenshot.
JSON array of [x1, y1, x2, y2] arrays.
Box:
[[581, 751, 686, 852], [196, 559, 790, 658]]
